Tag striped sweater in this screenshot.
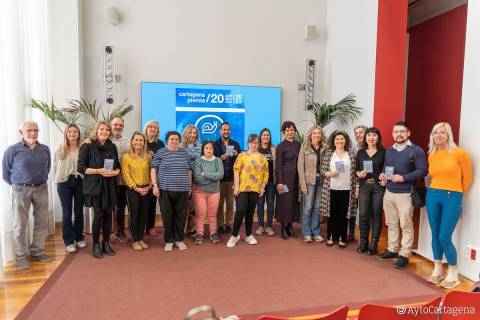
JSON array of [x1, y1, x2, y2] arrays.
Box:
[[151, 148, 191, 192]]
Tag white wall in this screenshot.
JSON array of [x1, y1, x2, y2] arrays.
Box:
[[80, 0, 328, 138], [454, 0, 480, 281], [323, 0, 378, 136], [47, 0, 82, 221], [414, 2, 480, 282]]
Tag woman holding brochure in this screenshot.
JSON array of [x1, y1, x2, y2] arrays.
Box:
[[320, 130, 358, 248], [78, 121, 120, 258], [275, 121, 301, 240], [355, 127, 385, 255]]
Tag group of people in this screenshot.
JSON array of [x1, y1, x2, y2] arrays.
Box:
[[294, 120, 471, 290], [2, 118, 472, 290]]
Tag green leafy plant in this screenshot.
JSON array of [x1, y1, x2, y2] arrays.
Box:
[[31, 98, 80, 132], [30, 97, 134, 135], [294, 131, 304, 144], [307, 93, 362, 129]]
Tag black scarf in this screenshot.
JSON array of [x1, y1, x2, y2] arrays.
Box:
[[92, 139, 119, 209]]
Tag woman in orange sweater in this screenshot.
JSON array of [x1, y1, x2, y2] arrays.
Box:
[[425, 122, 472, 289]]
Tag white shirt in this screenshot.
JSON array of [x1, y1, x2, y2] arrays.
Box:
[[53, 147, 80, 183], [392, 139, 412, 152], [329, 151, 351, 190], [112, 136, 130, 185]]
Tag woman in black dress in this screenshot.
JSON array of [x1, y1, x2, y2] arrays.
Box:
[[275, 121, 301, 239], [143, 120, 165, 237]]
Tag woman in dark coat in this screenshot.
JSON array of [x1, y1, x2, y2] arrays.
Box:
[[143, 120, 165, 237], [78, 121, 120, 258], [275, 121, 301, 240]]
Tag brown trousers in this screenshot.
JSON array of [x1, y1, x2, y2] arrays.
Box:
[[217, 181, 234, 227]]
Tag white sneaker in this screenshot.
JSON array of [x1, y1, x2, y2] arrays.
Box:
[[227, 235, 241, 248], [66, 244, 76, 253], [175, 241, 188, 251], [304, 236, 312, 243], [76, 240, 87, 248], [164, 242, 174, 252], [313, 235, 324, 242], [255, 227, 265, 235], [245, 235, 258, 245]]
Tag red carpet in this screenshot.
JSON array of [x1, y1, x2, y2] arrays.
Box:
[[17, 224, 444, 320]]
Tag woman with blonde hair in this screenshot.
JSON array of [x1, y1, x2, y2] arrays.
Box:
[[181, 124, 202, 163], [181, 124, 202, 235], [78, 121, 120, 258], [297, 125, 326, 243], [122, 132, 152, 251], [53, 124, 86, 253], [425, 122, 472, 289], [143, 120, 165, 237]]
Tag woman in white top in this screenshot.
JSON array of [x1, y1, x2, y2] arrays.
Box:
[[53, 124, 85, 253], [320, 130, 358, 248]]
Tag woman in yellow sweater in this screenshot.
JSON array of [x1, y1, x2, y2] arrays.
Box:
[[122, 132, 153, 251], [227, 134, 269, 248], [426, 122, 472, 289]]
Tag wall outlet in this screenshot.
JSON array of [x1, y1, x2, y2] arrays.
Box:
[[466, 245, 479, 263]]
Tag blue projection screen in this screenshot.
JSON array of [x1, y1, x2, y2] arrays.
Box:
[[141, 82, 281, 149]]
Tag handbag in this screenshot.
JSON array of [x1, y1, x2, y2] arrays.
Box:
[[408, 145, 426, 208]]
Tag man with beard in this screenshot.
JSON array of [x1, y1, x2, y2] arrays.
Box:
[[110, 117, 130, 243], [377, 121, 427, 269], [348, 124, 368, 243], [213, 122, 241, 234]]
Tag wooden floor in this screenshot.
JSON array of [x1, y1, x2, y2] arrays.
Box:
[[0, 222, 473, 320]]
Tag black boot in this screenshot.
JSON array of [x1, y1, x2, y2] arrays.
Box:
[[357, 238, 368, 253], [286, 223, 296, 238], [367, 239, 379, 256], [102, 242, 116, 256], [93, 244, 103, 259], [280, 224, 289, 240]]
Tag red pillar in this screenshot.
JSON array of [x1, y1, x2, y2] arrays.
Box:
[[373, 0, 409, 146]]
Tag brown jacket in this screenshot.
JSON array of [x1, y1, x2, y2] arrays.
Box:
[[297, 143, 322, 189]]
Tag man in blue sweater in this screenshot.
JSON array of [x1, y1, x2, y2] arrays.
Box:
[[213, 122, 241, 234], [377, 121, 427, 269], [2, 121, 53, 270]]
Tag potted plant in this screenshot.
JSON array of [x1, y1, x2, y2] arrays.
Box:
[[307, 93, 362, 129], [31, 97, 134, 136]]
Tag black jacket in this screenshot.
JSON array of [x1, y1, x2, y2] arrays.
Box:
[[213, 138, 241, 182], [78, 139, 120, 197]]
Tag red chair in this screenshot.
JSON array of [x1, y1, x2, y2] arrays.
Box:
[[258, 305, 348, 320], [440, 290, 480, 320], [357, 296, 441, 320]]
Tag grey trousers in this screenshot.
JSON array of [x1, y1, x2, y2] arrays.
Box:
[[12, 183, 49, 260]]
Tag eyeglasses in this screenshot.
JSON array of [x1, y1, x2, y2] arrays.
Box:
[[393, 130, 407, 134], [249, 141, 259, 144]]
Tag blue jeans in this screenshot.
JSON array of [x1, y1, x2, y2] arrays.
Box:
[[426, 188, 463, 266], [302, 179, 321, 237], [57, 175, 85, 246], [256, 180, 276, 228]]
